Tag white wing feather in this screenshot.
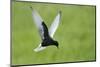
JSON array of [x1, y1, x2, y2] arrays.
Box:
[[34, 43, 46, 52], [31, 7, 46, 52], [31, 7, 44, 39], [49, 11, 61, 38]]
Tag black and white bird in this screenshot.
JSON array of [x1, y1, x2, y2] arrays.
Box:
[[30, 7, 61, 52]]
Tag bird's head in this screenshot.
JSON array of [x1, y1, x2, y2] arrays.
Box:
[[54, 41, 59, 48]]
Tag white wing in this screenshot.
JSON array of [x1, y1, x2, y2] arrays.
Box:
[[31, 7, 44, 39], [30, 7, 46, 52], [34, 43, 46, 52], [49, 11, 61, 38]]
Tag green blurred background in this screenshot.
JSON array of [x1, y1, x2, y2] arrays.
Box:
[[12, 1, 96, 65]]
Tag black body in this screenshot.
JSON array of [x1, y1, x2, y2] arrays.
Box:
[[41, 22, 58, 48]]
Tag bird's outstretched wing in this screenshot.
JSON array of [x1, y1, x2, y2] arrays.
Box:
[[30, 7, 44, 40], [31, 7, 49, 52], [49, 11, 61, 38], [34, 43, 46, 52]]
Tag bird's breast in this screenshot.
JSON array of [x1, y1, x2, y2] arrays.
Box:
[[42, 38, 54, 46]]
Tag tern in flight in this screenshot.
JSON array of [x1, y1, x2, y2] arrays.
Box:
[[30, 7, 61, 52]]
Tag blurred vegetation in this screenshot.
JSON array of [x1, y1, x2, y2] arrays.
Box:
[[12, 1, 96, 65]]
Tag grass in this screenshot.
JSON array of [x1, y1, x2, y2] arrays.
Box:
[[12, 1, 96, 65]]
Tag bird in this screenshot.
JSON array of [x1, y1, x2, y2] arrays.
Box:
[[30, 7, 61, 52]]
